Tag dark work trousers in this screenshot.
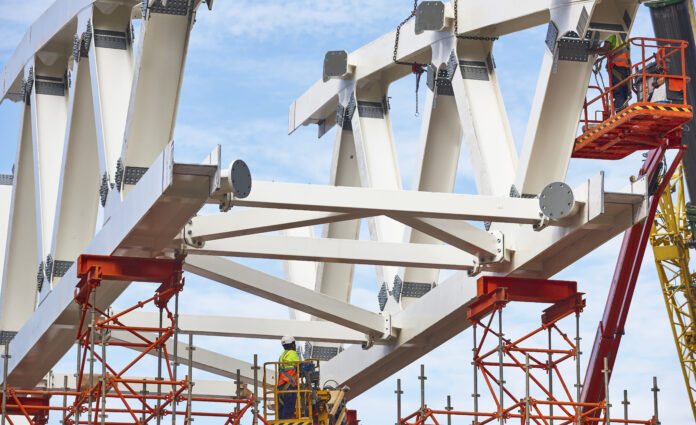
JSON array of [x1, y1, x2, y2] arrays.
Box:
[[278, 383, 298, 420], [611, 65, 630, 111]]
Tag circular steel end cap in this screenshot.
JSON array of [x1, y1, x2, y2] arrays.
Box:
[[229, 159, 251, 198], [539, 182, 575, 220]]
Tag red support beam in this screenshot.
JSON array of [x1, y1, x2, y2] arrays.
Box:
[[468, 277, 580, 322]]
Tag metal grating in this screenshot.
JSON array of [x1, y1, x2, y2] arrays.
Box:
[[392, 275, 402, 302], [401, 281, 432, 298], [94, 30, 127, 50], [336, 96, 355, 130], [382, 96, 390, 113], [123, 166, 149, 185], [149, 0, 189, 15], [577, 6, 589, 37], [0, 174, 13, 185], [357, 101, 385, 119], [0, 331, 17, 345], [309, 345, 340, 361], [378, 282, 388, 311], [52, 260, 74, 278], [558, 38, 591, 62], [459, 60, 489, 81], [588, 22, 624, 32], [623, 10, 632, 30], [545, 21, 559, 52]]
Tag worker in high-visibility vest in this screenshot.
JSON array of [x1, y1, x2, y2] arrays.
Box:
[[595, 34, 632, 112], [277, 336, 300, 420]]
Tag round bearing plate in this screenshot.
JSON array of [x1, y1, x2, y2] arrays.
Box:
[[539, 182, 574, 220], [230, 159, 252, 198]]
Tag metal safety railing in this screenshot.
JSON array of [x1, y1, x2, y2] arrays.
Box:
[[580, 37, 690, 131], [262, 359, 321, 423]]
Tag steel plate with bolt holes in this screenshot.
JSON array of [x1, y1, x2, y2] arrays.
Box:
[[415, 1, 445, 34], [539, 182, 575, 220], [231, 160, 252, 198], [323, 50, 348, 82]]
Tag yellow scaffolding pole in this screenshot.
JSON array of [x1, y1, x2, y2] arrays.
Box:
[[650, 163, 696, 421]]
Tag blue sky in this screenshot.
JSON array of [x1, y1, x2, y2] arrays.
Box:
[[0, 1, 693, 424]]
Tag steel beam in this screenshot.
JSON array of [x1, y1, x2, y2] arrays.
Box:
[[321, 271, 479, 399], [288, 0, 552, 134], [0, 102, 38, 332], [231, 181, 545, 224], [179, 209, 360, 243], [120, 3, 195, 193], [89, 4, 136, 181], [50, 26, 100, 289], [183, 255, 391, 338], [393, 216, 499, 258], [2, 144, 217, 388], [187, 235, 479, 270], [115, 312, 368, 344]]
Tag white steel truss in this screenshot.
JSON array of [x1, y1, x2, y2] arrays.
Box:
[[0, 0, 644, 406]]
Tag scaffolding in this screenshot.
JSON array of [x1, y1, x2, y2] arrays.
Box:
[[0, 255, 266, 425], [396, 277, 660, 425]]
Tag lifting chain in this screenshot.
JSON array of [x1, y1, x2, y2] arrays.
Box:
[[454, 0, 498, 41], [392, 0, 419, 65]]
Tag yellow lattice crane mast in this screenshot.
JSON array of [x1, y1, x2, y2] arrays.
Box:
[[650, 163, 696, 420]]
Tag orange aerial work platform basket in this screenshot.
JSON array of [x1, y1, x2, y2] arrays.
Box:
[[574, 37, 692, 160]]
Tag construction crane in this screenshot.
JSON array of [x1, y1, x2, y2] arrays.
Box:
[[650, 164, 696, 421]]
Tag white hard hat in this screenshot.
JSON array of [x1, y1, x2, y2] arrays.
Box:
[[281, 335, 295, 345]]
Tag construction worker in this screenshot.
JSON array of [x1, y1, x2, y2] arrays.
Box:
[[594, 34, 632, 112], [277, 336, 300, 420]]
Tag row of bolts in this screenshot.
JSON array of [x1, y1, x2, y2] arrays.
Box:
[[0, 300, 662, 425], [394, 313, 661, 425]]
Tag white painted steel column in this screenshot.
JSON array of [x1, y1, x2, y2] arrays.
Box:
[[30, 58, 69, 300], [401, 36, 463, 308], [451, 39, 516, 197], [0, 98, 38, 332], [351, 82, 404, 290], [120, 5, 194, 195], [514, 1, 600, 195], [50, 42, 100, 289], [89, 4, 135, 183], [0, 181, 12, 321]]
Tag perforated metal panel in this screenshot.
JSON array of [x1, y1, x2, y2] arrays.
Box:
[[52, 261, 74, 278], [150, 0, 189, 15], [123, 166, 149, 185], [309, 345, 340, 361], [558, 38, 591, 62], [35, 76, 65, 96], [378, 282, 388, 311], [459, 60, 489, 81], [357, 101, 384, 119], [0, 174, 13, 185], [577, 6, 589, 37], [94, 30, 127, 50], [401, 282, 432, 298], [588, 22, 624, 32], [436, 69, 454, 96], [0, 331, 17, 345], [546, 21, 559, 52], [392, 275, 402, 302]]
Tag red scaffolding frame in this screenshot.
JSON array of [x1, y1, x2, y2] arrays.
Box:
[[398, 277, 659, 425], [0, 255, 269, 425]]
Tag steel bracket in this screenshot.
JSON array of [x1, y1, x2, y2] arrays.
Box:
[[480, 230, 506, 265]]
